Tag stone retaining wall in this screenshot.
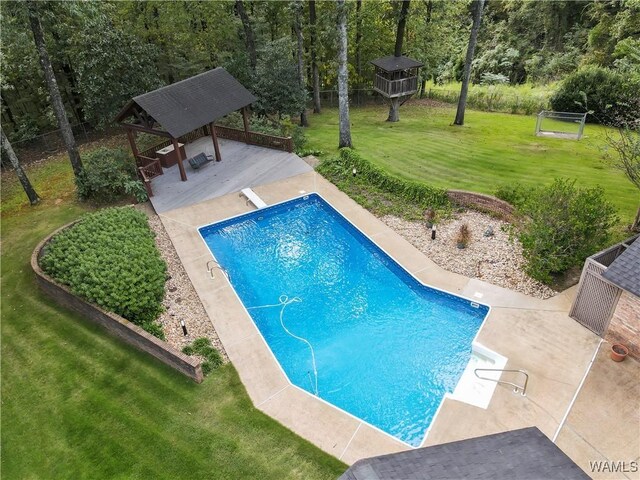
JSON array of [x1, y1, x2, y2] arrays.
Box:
[[447, 190, 515, 220], [31, 223, 203, 383]]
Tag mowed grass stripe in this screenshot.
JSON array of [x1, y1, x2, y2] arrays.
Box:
[[1, 205, 346, 479], [306, 104, 637, 223]]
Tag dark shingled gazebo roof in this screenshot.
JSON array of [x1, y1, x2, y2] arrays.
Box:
[[603, 237, 640, 297], [116, 67, 256, 138], [339, 427, 590, 480], [370, 55, 424, 72]]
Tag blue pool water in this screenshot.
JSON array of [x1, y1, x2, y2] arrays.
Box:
[[199, 194, 489, 446]]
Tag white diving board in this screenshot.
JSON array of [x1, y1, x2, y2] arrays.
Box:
[[240, 188, 268, 209]]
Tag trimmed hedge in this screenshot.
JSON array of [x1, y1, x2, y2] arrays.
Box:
[[40, 207, 166, 336], [318, 148, 449, 209]]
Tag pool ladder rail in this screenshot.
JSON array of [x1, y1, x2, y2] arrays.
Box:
[[206, 260, 230, 281], [474, 368, 529, 396]]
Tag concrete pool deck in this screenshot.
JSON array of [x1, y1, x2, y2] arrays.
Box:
[[155, 171, 639, 476]]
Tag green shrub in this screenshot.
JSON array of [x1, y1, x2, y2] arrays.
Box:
[[40, 207, 167, 331], [494, 183, 530, 208], [507, 179, 618, 284], [141, 321, 166, 341], [182, 337, 223, 375], [550, 66, 640, 126], [76, 147, 147, 203]]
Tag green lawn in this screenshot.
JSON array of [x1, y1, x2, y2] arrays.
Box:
[[305, 103, 638, 224], [1, 158, 345, 479]]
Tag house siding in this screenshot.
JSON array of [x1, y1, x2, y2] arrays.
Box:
[[605, 291, 640, 360]]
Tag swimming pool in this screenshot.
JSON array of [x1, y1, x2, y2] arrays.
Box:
[[199, 194, 490, 447]]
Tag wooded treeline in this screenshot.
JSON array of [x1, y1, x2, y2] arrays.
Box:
[[2, 0, 638, 142]]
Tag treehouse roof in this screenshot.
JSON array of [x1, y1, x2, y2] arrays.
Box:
[[115, 67, 256, 138], [370, 55, 423, 72]]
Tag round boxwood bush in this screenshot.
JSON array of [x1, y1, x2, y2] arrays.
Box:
[[550, 66, 640, 126], [40, 207, 166, 333]]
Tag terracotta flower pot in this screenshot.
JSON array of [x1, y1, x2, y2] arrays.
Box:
[[610, 344, 629, 362]]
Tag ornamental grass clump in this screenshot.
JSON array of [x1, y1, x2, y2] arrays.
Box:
[[182, 337, 223, 375], [456, 223, 471, 249], [40, 207, 166, 336]]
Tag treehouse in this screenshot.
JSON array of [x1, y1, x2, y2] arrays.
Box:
[[371, 55, 423, 122], [371, 55, 423, 99]]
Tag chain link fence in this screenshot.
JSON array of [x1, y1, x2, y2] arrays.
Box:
[[2, 122, 122, 168]]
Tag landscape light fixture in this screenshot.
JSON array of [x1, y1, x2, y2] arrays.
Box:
[[180, 319, 188, 336], [352, 167, 357, 177], [431, 224, 436, 240]]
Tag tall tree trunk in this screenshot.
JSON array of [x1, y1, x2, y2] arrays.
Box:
[[293, 1, 308, 127], [337, 0, 352, 148], [355, 0, 362, 86], [1, 91, 17, 129], [394, 0, 410, 57], [454, 0, 485, 126], [309, 0, 321, 113], [1, 126, 40, 205], [388, 0, 411, 123], [50, 28, 85, 125], [27, 1, 83, 178], [236, 0, 257, 73]]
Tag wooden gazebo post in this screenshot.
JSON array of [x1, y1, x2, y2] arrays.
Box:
[[172, 137, 188, 181], [209, 122, 222, 162], [241, 107, 250, 144], [125, 128, 140, 161]]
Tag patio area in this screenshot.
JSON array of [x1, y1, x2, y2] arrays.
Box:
[[154, 171, 639, 477], [148, 137, 312, 213]]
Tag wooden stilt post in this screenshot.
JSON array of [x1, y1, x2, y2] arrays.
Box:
[[209, 122, 222, 162], [241, 107, 250, 144], [172, 137, 187, 181], [126, 128, 140, 163]]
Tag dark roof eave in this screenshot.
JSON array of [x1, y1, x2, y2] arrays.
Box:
[[115, 67, 256, 138], [370, 55, 424, 72]]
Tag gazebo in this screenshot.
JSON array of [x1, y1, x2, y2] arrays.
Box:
[[115, 68, 291, 196]]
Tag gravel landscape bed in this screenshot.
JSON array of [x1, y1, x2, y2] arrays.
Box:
[[381, 211, 557, 299], [146, 211, 228, 362]]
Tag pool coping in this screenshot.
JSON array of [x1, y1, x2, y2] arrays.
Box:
[[155, 171, 606, 467], [194, 191, 494, 450]]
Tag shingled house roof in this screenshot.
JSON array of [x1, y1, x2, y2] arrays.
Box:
[[371, 55, 423, 72], [603, 236, 640, 297], [115, 67, 256, 138], [339, 427, 589, 480]]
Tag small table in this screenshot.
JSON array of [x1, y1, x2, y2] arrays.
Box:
[[156, 143, 186, 168]]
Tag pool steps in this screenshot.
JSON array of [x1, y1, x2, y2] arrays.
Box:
[[449, 342, 509, 409], [240, 188, 268, 209]]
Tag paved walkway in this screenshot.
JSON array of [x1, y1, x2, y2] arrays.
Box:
[[148, 138, 311, 213], [154, 171, 639, 476]]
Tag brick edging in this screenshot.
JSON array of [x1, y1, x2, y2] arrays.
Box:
[[31, 221, 203, 383], [446, 189, 515, 220]]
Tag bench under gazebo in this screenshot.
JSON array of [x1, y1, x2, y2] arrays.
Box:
[[115, 67, 293, 196]]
